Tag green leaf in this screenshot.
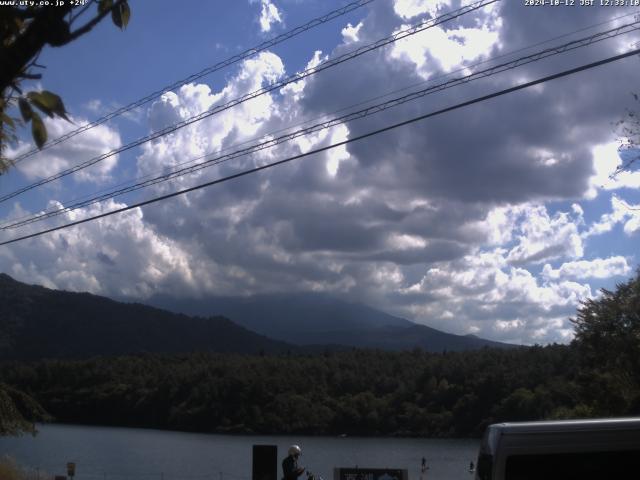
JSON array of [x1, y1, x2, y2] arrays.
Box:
[[112, 1, 130, 30], [18, 98, 32, 122], [27, 91, 70, 121], [31, 111, 47, 149], [98, 0, 113, 15]]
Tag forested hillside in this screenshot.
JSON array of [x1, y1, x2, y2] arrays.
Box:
[[0, 344, 629, 437], [0, 273, 295, 359]]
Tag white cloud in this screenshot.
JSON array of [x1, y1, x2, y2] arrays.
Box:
[[506, 205, 584, 265], [397, 248, 592, 344], [1, 199, 206, 299], [258, 0, 282, 33], [84, 99, 103, 113], [342, 22, 364, 44], [280, 50, 327, 102], [393, 0, 451, 20], [587, 142, 640, 198], [390, 22, 500, 75], [389, 1, 501, 76], [585, 195, 640, 238], [138, 51, 285, 185], [9, 115, 121, 183], [462, 205, 525, 247], [542, 256, 631, 281]]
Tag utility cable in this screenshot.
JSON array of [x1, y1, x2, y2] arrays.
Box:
[[6, 7, 634, 229], [0, 0, 498, 204], [3, 19, 637, 230], [10, 0, 376, 164], [1, 46, 638, 247]]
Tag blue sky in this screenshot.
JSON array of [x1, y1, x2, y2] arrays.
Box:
[[1, 0, 640, 345]]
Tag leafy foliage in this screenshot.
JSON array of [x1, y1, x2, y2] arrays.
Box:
[[571, 268, 640, 414], [0, 383, 50, 436], [614, 94, 640, 176], [0, 0, 131, 172]]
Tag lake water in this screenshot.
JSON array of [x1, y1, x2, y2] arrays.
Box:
[[0, 424, 479, 480]]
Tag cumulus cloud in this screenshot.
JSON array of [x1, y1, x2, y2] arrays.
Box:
[[96, 1, 640, 342], [390, 18, 500, 75], [257, 0, 282, 33], [342, 22, 364, 44], [542, 256, 631, 281], [588, 142, 640, 197], [393, 0, 451, 20], [585, 195, 640, 237], [0, 199, 208, 299], [3, 0, 640, 347], [394, 248, 592, 344], [8, 115, 121, 183], [505, 205, 584, 265]]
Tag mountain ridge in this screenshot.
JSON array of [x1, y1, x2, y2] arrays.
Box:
[[147, 291, 514, 351], [0, 273, 514, 360], [0, 273, 295, 360]]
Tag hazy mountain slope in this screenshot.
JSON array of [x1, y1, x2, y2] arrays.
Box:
[[148, 292, 413, 336], [148, 292, 515, 351]]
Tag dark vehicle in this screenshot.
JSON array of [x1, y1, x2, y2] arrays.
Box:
[[475, 417, 640, 480]]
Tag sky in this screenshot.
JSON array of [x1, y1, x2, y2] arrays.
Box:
[[1, 0, 640, 345]]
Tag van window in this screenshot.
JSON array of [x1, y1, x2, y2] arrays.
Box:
[[505, 449, 640, 480]]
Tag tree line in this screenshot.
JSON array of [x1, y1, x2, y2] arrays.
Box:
[[0, 342, 632, 437]]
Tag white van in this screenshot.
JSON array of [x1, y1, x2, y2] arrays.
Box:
[[474, 417, 640, 480]]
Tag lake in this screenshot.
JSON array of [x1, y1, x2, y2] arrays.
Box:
[[0, 424, 479, 480]]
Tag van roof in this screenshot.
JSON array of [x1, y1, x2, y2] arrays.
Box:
[[479, 417, 640, 455], [489, 417, 640, 435]]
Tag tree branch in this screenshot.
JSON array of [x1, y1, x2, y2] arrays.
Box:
[[68, 0, 126, 42]]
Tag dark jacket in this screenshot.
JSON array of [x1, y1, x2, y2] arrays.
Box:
[[282, 455, 303, 480]]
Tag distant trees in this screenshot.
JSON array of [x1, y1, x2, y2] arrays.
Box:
[[0, 345, 589, 438]]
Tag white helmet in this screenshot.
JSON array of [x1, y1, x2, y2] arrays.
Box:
[[288, 445, 302, 456]]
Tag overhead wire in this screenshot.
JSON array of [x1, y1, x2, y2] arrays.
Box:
[[5, 6, 635, 230], [0, 0, 499, 204], [3, 18, 639, 231], [10, 0, 377, 164], [2, 46, 638, 247]]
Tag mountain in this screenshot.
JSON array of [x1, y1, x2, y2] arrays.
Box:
[[0, 273, 295, 360], [148, 292, 514, 351]]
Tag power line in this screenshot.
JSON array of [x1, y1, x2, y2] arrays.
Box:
[[4, 19, 638, 230], [10, 0, 376, 164], [0, 0, 498, 204], [6, 7, 635, 230], [2, 47, 637, 247]]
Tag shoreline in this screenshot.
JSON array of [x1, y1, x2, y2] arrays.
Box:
[[33, 421, 483, 440]]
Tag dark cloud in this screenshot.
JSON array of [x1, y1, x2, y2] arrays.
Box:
[[6, 1, 637, 345]]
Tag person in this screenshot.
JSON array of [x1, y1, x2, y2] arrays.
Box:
[[469, 461, 475, 473], [420, 457, 429, 480], [282, 445, 305, 480]]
